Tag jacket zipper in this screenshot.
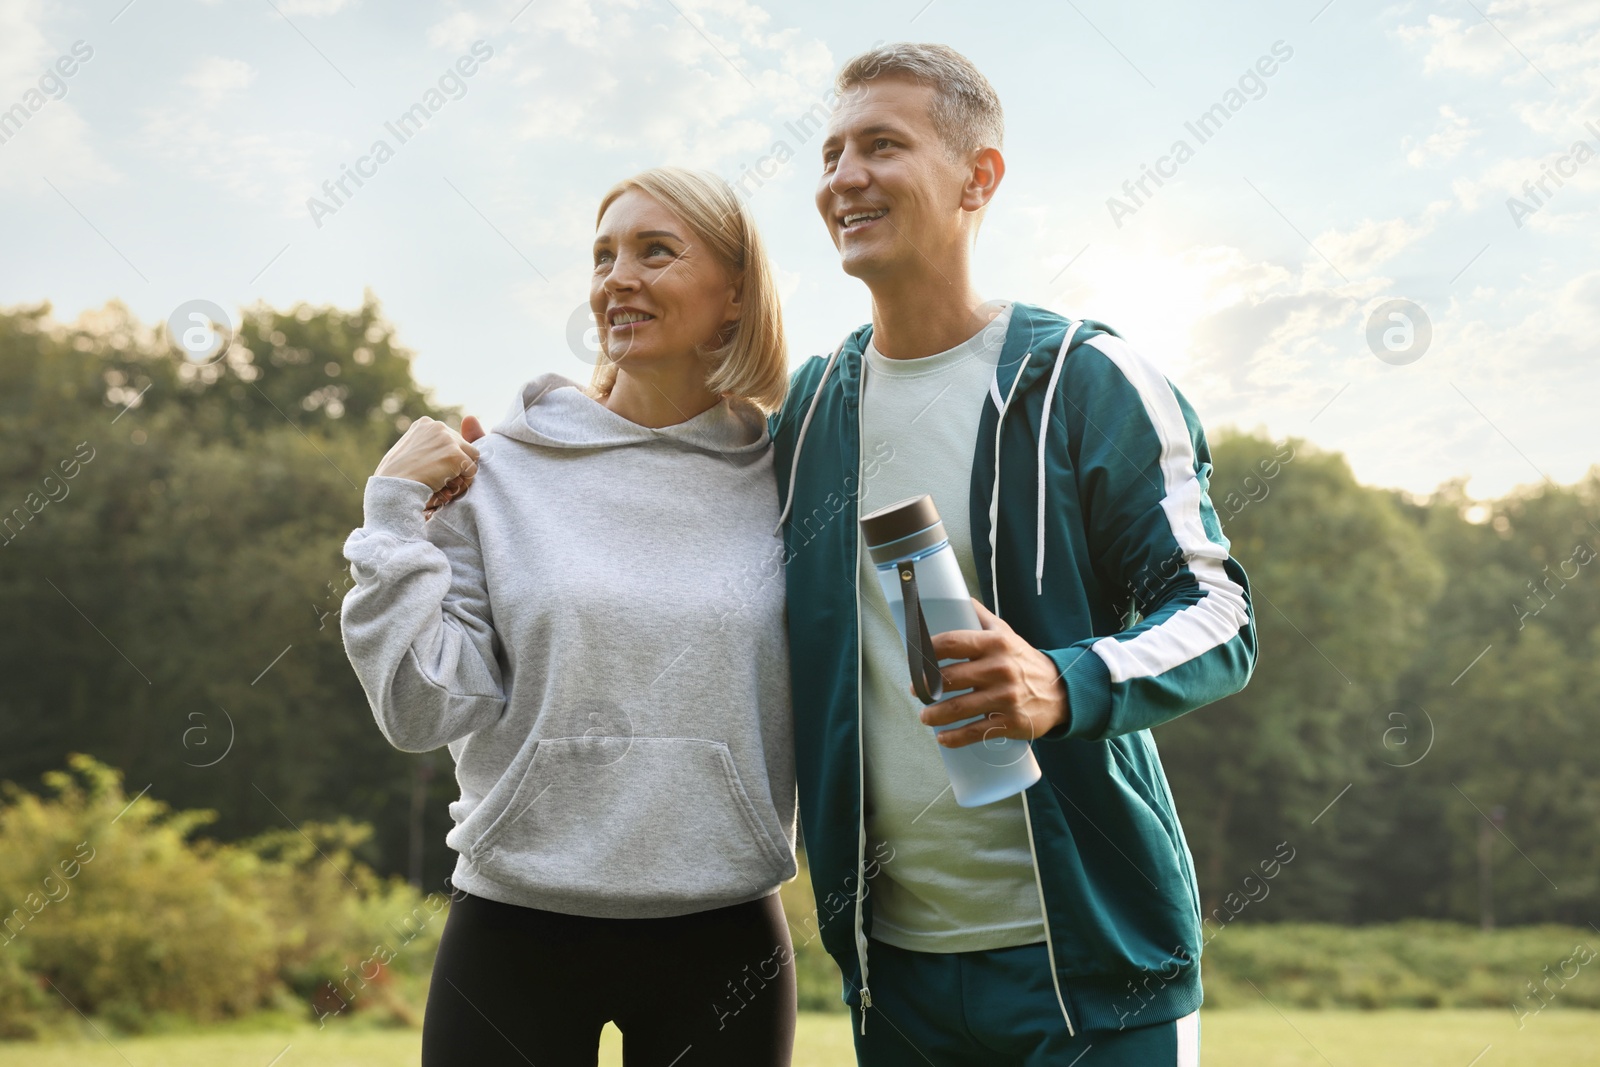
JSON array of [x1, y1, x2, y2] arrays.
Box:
[[992, 353, 1076, 1037], [853, 367, 872, 1035], [1021, 795, 1076, 1036]]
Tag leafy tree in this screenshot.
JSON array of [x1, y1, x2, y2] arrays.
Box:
[[0, 297, 461, 891], [3, 297, 1596, 931], [1157, 434, 1445, 919]]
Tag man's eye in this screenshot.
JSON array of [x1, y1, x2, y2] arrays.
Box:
[[874, 138, 892, 151]]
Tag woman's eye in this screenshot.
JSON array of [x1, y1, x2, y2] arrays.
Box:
[[594, 251, 613, 266], [646, 243, 674, 257]]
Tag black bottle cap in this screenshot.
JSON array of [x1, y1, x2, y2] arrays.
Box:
[[860, 495, 941, 547]]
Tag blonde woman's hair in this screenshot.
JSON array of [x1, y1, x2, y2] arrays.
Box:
[[589, 167, 788, 413]]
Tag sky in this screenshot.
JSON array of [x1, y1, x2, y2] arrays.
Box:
[[1, 0, 1596, 501]]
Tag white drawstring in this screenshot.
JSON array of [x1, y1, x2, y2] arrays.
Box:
[[1036, 321, 1081, 595], [774, 338, 848, 534], [779, 319, 1080, 592]]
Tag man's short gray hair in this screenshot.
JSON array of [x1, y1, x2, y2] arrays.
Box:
[[834, 42, 1004, 160]]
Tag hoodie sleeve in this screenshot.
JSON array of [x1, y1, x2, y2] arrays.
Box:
[[1042, 333, 1256, 741], [340, 476, 506, 752]]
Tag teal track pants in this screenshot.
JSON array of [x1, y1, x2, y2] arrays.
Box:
[[849, 938, 1200, 1067]]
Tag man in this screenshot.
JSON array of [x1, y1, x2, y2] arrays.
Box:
[[770, 43, 1256, 1065]]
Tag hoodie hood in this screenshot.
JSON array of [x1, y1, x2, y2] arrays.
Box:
[[491, 372, 770, 454]]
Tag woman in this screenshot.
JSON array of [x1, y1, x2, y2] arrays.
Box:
[[340, 167, 797, 1066]]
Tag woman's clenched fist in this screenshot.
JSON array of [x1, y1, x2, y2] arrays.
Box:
[[374, 416, 481, 500]]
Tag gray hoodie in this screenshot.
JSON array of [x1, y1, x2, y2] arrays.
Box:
[[340, 373, 796, 919]]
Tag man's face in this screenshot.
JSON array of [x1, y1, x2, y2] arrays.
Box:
[[816, 76, 973, 283]]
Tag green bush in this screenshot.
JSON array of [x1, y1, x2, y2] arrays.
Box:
[[0, 946, 50, 1040], [774, 870, 1600, 1019], [1201, 921, 1600, 1012], [6, 756, 1595, 1038], [0, 755, 443, 1038]]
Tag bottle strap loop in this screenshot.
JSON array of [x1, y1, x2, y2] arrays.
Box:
[[898, 560, 944, 705]]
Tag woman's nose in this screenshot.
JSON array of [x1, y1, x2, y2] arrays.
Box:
[[605, 264, 640, 294]]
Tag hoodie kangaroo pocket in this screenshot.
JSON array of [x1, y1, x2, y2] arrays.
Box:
[[466, 736, 791, 907]]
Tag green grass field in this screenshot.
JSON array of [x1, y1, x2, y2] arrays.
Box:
[[0, 1009, 1591, 1066]]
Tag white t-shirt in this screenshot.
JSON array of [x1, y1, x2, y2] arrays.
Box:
[[856, 303, 1047, 953]]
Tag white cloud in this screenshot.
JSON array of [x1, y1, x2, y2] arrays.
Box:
[[1393, 0, 1600, 248], [1396, 1, 1600, 125], [138, 57, 315, 216], [412, 0, 838, 309], [1396, 1, 1598, 77], [273, 0, 357, 14], [470, 0, 835, 171], [181, 57, 256, 107], [1031, 236, 1599, 498], [0, 0, 118, 190], [0, 0, 45, 77], [1312, 200, 1451, 277], [1405, 104, 1481, 166], [140, 112, 316, 216], [1450, 143, 1600, 226], [427, 10, 499, 53], [1154, 252, 1375, 413], [1396, 14, 1509, 79], [1393, 0, 1600, 193], [993, 167, 1600, 497], [198, 0, 354, 12]]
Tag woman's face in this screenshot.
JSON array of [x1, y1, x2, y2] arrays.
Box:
[[590, 189, 740, 370]]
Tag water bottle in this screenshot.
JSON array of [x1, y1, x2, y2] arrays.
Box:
[[860, 494, 1043, 807]]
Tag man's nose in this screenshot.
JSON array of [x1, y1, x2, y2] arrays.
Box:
[[830, 146, 869, 198]]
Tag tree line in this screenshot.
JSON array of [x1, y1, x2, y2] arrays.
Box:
[[0, 296, 1594, 927]]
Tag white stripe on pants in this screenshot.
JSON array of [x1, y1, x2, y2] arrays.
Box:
[[1175, 1010, 1200, 1066]]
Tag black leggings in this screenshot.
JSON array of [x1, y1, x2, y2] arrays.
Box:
[[422, 888, 796, 1067]]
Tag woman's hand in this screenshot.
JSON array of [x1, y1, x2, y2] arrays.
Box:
[[375, 417, 481, 509], [421, 416, 486, 516]]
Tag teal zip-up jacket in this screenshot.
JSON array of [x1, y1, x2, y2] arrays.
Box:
[[770, 303, 1256, 1036]]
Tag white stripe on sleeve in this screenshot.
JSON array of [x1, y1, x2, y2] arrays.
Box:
[[1081, 334, 1250, 685]]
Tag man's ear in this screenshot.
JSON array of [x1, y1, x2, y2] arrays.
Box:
[[962, 146, 1005, 213]]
